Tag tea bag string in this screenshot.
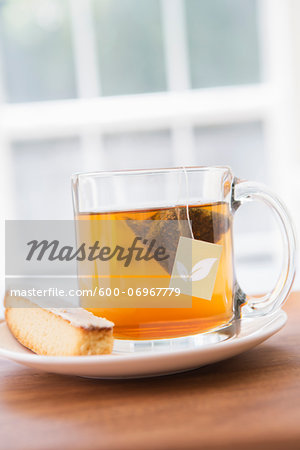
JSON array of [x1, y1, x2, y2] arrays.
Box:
[[182, 167, 194, 240]]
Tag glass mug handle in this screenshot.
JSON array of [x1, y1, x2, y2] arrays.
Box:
[[232, 178, 296, 317]]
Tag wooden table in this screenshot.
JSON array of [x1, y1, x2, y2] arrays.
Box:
[[0, 292, 300, 450]]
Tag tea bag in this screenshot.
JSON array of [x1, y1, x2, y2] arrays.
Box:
[[188, 206, 230, 242], [126, 204, 230, 275]]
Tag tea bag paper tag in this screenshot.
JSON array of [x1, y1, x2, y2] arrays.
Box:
[[169, 236, 222, 300]]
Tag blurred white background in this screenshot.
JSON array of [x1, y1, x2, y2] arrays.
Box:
[[0, 0, 299, 295]]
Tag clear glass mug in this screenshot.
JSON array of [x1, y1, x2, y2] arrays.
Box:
[[72, 166, 295, 351]]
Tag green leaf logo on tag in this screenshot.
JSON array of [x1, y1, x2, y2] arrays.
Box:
[[169, 236, 222, 300]]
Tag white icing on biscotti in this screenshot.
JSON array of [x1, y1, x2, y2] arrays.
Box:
[[47, 308, 114, 330]]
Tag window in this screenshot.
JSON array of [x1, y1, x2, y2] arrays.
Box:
[[12, 137, 81, 219], [185, 0, 261, 88], [93, 0, 167, 96], [0, 0, 298, 293], [0, 0, 76, 102], [103, 130, 173, 170]]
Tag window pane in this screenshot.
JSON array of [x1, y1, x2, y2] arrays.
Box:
[[12, 137, 81, 219], [103, 130, 172, 169], [185, 0, 260, 88], [93, 0, 167, 96], [194, 122, 265, 182], [194, 122, 270, 232], [0, 0, 76, 102]]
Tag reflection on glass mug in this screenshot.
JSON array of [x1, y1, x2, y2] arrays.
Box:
[[72, 167, 295, 348]]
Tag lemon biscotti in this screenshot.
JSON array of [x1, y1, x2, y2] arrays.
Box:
[[5, 295, 114, 356]]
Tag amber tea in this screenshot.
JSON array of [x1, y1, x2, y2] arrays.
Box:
[[76, 202, 234, 340]]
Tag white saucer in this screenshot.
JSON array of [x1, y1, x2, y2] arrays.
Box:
[[0, 310, 286, 379]]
